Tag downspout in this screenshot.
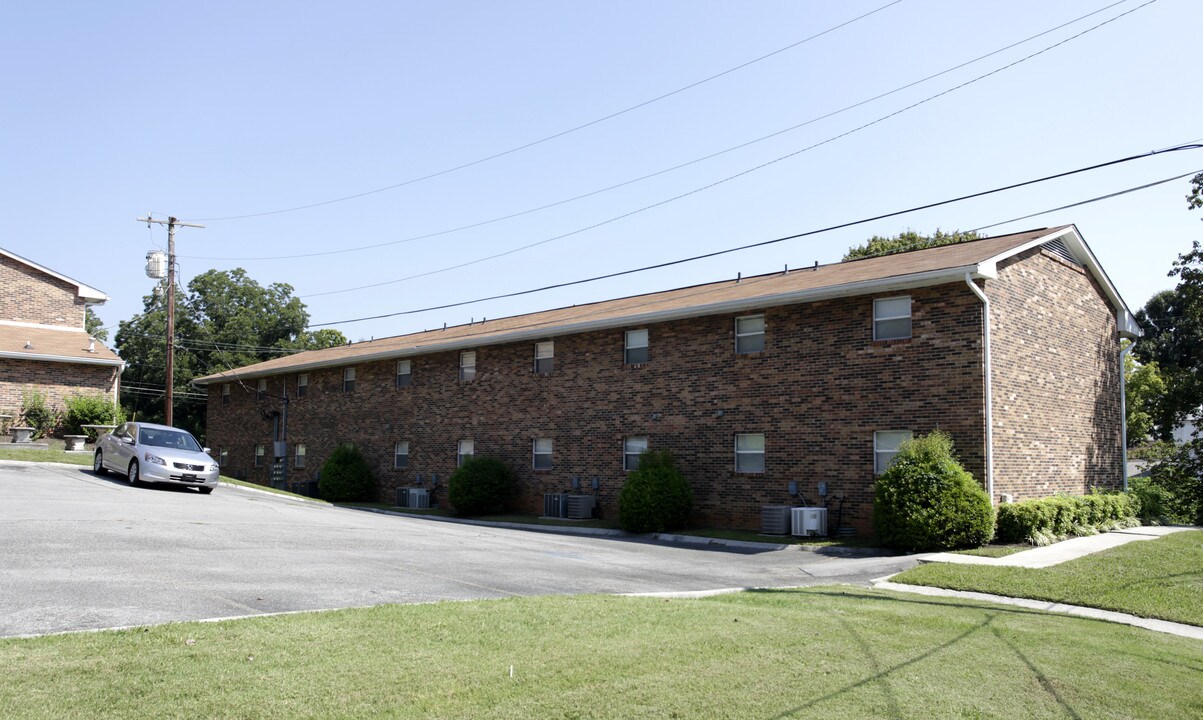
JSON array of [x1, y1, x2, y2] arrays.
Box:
[[965, 274, 994, 504], [1120, 339, 1136, 491]]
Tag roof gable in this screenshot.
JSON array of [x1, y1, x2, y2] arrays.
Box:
[[0, 248, 108, 304]]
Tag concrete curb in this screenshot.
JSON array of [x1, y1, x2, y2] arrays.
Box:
[[871, 579, 1203, 641]]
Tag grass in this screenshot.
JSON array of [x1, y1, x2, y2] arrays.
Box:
[[0, 437, 91, 466], [894, 530, 1203, 626], [1, 587, 1200, 719], [221, 476, 328, 503], [952, 544, 1028, 558]]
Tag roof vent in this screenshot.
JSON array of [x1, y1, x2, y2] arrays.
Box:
[[87, 338, 97, 353], [24, 340, 32, 350], [1042, 238, 1081, 265]]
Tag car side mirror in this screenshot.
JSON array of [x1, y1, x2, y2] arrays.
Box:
[[122, 436, 134, 445], [203, 448, 211, 454]]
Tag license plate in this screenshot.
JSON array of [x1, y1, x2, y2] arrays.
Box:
[[182, 474, 197, 481]]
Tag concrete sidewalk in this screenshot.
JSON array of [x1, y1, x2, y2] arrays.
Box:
[[920, 525, 1197, 569]]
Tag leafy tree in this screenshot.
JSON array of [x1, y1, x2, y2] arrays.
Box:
[[115, 269, 347, 440], [843, 229, 982, 261], [1188, 171, 1202, 212], [85, 307, 109, 342], [1123, 345, 1166, 445]]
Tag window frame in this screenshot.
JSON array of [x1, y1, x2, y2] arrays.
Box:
[[534, 341, 554, 375], [396, 359, 412, 388], [459, 351, 476, 382], [218, 448, 228, 467], [874, 430, 913, 475], [294, 443, 306, 469], [623, 436, 648, 472], [254, 444, 265, 468], [297, 373, 308, 398], [873, 296, 913, 341], [256, 378, 267, 401], [221, 383, 230, 404], [457, 439, 474, 467], [624, 329, 649, 365], [394, 441, 410, 470], [735, 314, 766, 355], [342, 366, 356, 393], [734, 433, 766, 474], [532, 438, 553, 470]]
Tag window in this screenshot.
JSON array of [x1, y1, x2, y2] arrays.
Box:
[[396, 359, 411, 388], [533, 438, 553, 470], [295, 444, 306, 469], [623, 436, 648, 471], [394, 441, 410, 469], [624, 329, 649, 365], [254, 444, 265, 468], [221, 383, 230, 405], [459, 351, 476, 382], [218, 448, 228, 467], [297, 373, 308, 398], [457, 439, 474, 467], [534, 342, 554, 374], [342, 367, 356, 392], [735, 314, 765, 354], [874, 431, 913, 475], [874, 296, 912, 341], [735, 433, 766, 473], [257, 378, 267, 400]]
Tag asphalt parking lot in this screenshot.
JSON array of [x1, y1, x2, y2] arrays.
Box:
[[0, 461, 916, 637]]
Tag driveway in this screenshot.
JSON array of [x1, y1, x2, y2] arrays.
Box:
[[0, 461, 916, 637]]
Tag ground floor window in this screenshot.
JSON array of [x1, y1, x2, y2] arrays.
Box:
[[533, 438, 553, 469], [457, 439, 474, 467], [735, 433, 765, 473], [254, 445, 265, 467], [874, 430, 912, 475], [294, 444, 306, 469], [395, 441, 410, 469], [623, 436, 648, 471]]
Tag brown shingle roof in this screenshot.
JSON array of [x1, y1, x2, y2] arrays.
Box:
[[0, 324, 122, 365], [194, 227, 1072, 385]]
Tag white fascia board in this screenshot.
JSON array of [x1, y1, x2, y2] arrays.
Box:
[[193, 265, 985, 386], [0, 351, 124, 367], [0, 248, 109, 303], [0, 320, 89, 332]]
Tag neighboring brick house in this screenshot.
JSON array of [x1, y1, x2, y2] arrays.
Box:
[[194, 226, 1140, 533], [0, 248, 123, 418]]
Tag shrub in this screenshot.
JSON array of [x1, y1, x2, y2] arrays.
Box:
[[1142, 442, 1203, 526], [318, 445, 374, 502], [448, 456, 516, 516], [619, 450, 693, 533], [872, 431, 994, 551], [995, 493, 1139, 545], [62, 394, 123, 440], [19, 388, 59, 439], [1129, 476, 1173, 523]]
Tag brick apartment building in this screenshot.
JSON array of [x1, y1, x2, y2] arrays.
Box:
[[195, 226, 1140, 533], [0, 248, 122, 416]]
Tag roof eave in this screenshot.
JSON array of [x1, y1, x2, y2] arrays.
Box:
[[0, 351, 124, 367]]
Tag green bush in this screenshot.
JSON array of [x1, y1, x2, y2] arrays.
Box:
[[19, 388, 59, 439], [995, 493, 1139, 545], [448, 456, 516, 516], [872, 431, 994, 551], [1128, 476, 1173, 522], [1142, 442, 1203, 525], [62, 394, 123, 440], [318, 445, 374, 502], [619, 449, 693, 533]]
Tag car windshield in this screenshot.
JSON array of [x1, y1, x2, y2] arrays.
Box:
[[139, 428, 202, 452]]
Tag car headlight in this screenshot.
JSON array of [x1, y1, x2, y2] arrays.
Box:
[[209, 465, 220, 473], [143, 452, 166, 466]]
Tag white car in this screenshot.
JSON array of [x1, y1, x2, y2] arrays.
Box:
[[94, 422, 220, 494]]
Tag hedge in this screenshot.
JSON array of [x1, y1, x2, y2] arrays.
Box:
[[995, 493, 1139, 545]]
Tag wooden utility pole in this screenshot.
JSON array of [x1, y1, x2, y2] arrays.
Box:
[[136, 215, 204, 426]]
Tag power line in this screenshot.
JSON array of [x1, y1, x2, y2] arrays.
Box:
[[186, 0, 1136, 262], [308, 143, 1202, 328], [185, 1, 904, 223], [302, 0, 1161, 300]]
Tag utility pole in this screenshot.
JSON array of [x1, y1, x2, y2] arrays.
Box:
[[137, 215, 204, 426]]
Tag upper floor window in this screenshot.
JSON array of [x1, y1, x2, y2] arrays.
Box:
[[534, 342, 554, 374], [624, 329, 649, 365], [457, 439, 474, 467], [396, 359, 412, 388], [735, 433, 765, 473], [874, 296, 912, 341], [257, 378, 267, 400], [735, 314, 765, 354], [394, 441, 410, 469], [623, 436, 648, 472], [221, 383, 230, 404], [342, 367, 356, 393], [533, 438, 553, 470], [294, 443, 307, 469], [459, 351, 476, 382], [874, 430, 912, 475], [297, 373, 308, 397]]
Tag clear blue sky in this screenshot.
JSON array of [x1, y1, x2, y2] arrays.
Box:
[[2, 1, 1199, 349]]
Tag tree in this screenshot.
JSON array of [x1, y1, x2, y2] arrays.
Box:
[[1124, 346, 1166, 445], [85, 307, 109, 342], [115, 269, 347, 440], [843, 229, 982, 261]]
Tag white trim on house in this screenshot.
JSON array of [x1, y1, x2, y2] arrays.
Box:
[[0, 350, 124, 367], [0, 248, 108, 304], [0, 320, 90, 332]]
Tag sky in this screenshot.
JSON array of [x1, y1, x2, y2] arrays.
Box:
[[2, 0, 1200, 353]]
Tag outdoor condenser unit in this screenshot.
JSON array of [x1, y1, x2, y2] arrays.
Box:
[[761, 505, 792, 536], [397, 487, 430, 509], [543, 493, 567, 518], [564, 495, 596, 520], [791, 507, 828, 537]]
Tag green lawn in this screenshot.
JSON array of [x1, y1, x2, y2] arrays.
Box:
[[952, 544, 1028, 558], [0, 446, 91, 465], [894, 530, 1203, 626], [2, 588, 1199, 719]]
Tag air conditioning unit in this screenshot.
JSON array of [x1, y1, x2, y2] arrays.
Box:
[[397, 487, 430, 509], [565, 495, 596, 520], [791, 507, 828, 537], [543, 493, 567, 518], [761, 505, 793, 536]]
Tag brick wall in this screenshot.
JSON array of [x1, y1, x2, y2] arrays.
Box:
[[987, 247, 1123, 499], [207, 284, 988, 533], [0, 359, 117, 420], [0, 255, 86, 328]]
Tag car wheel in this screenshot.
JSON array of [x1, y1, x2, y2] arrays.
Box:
[[93, 451, 107, 475], [199, 487, 214, 495], [128, 461, 140, 487]]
